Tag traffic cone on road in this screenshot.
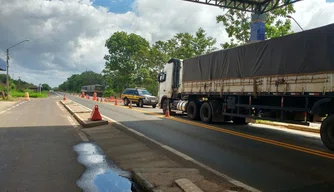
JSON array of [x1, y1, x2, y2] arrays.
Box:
[[165, 99, 170, 117], [25, 92, 30, 101], [100, 97, 103, 102], [63, 94, 67, 101], [115, 99, 118, 106], [129, 100, 132, 109], [90, 105, 102, 121], [165, 109, 171, 117], [93, 92, 97, 101]]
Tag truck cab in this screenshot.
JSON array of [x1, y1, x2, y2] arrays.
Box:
[[157, 58, 183, 110]]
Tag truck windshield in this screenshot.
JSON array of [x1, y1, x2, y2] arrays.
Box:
[[139, 90, 151, 95]]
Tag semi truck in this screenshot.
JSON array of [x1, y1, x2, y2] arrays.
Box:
[[157, 23, 334, 151], [81, 84, 104, 97]]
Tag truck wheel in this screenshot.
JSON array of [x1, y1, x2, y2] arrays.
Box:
[[124, 98, 129, 106], [138, 99, 144, 108], [162, 99, 171, 115], [152, 104, 156, 108], [200, 102, 212, 123], [233, 117, 248, 125], [187, 101, 200, 120], [320, 115, 334, 151]]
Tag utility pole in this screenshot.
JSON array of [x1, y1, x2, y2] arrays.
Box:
[[6, 49, 9, 97], [5, 39, 30, 98]]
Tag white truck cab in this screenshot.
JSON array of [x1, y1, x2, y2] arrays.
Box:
[[157, 58, 183, 109]]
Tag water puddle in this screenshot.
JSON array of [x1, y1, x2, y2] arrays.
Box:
[[73, 142, 140, 192]]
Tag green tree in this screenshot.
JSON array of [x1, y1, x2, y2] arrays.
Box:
[[155, 28, 218, 59], [103, 31, 151, 93], [58, 71, 104, 92], [216, 5, 295, 49], [41, 83, 51, 91]]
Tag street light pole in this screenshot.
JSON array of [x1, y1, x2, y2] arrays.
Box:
[[6, 49, 9, 98], [5, 39, 29, 98], [287, 15, 304, 31]]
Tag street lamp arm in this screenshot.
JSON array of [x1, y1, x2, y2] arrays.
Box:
[[287, 15, 304, 31], [7, 39, 30, 50]]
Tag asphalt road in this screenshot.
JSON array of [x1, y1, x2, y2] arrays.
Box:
[[0, 95, 84, 191], [64, 93, 334, 192]]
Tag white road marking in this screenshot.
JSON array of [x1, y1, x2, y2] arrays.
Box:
[[56, 97, 89, 142], [0, 101, 27, 115], [67, 99, 260, 192], [78, 132, 89, 142]]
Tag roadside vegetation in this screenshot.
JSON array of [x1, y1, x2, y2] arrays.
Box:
[[57, 5, 295, 97], [0, 74, 50, 101]]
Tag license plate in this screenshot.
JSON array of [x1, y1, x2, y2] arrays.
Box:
[[151, 100, 156, 102]]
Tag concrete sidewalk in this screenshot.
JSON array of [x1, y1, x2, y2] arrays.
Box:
[[61, 99, 255, 192]]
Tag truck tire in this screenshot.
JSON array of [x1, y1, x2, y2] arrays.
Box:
[[232, 117, 248, 125], [200, 102, 212, 123], [138, 99, 144, 108], [320, 115, 334, 151], [187, 101, 200, 120], [124, 98, 129, 106], [162, 99, 171, 115]]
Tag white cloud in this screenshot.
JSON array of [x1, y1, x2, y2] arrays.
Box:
[[0, 0, 333, 87]]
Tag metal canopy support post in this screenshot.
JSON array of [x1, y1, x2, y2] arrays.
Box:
[[249, 13, 266, 42]]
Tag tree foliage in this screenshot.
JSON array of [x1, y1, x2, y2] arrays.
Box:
[[101, 28, 217, 96], [216, 4, 295, 49], [58, 71, 104, 92], [41, 83, 51, 91]]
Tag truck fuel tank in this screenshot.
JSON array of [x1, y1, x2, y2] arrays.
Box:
[[176, 100, 188, 111]]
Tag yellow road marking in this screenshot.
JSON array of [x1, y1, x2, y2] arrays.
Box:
[[76, 96, 334, 159]]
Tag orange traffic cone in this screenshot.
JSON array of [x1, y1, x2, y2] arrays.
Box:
[[93, 92, 97, 101], [165, 100, 170, 117], [129, 100, 132, 109], [25, 92, 30, 101], [90, 105, 102, 121], [63, 94, 66, 101], [165, 109, 170, 117], [100, 97, 103, 102], [115, 99, 118, 106]]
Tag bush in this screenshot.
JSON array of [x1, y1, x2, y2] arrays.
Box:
[[103, 89, 117, 97], [10, 90, 48, 98]]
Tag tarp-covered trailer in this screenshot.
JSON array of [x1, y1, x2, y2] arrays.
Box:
[[157, 23, 334, 151]]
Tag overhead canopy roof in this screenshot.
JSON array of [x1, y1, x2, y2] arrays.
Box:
[[183, 0, 302, 13]]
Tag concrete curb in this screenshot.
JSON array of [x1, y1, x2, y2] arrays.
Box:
[[131, 170, 162, 192], [254, 121, 320, 134], [60, 100, 108, 128], [60, 99, 158, 191]]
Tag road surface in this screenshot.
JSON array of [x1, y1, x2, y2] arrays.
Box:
[[64, 93, 334, 192], [0, 95, 84, 191]]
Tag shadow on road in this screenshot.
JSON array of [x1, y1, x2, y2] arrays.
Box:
[[0, 125, 138, 192]]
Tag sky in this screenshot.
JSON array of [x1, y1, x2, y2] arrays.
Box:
[[0, 0, 333, 88]]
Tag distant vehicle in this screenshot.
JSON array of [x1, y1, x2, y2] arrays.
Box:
[[81, 84, 104, 97], [121, 87, 158, 108]]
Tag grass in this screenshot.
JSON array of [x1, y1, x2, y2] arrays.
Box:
[[9, 90, 49, 98]]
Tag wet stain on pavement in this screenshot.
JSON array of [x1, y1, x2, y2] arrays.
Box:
[[73, 142, 135, 192]]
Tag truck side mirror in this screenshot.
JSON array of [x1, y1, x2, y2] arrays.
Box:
[[158, 72, 166, 83]]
